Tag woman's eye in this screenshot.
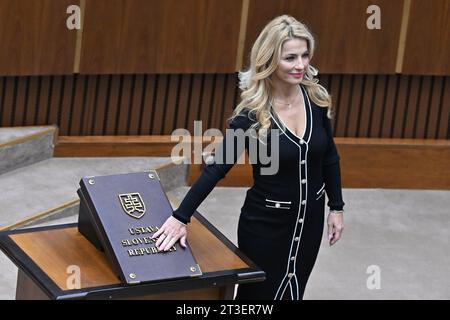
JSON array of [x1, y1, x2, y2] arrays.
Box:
[[302, 54, 310, 58], [285, 56, 295, 61]]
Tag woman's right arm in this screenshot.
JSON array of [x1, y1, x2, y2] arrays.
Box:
[[153, 110, 251, 251]]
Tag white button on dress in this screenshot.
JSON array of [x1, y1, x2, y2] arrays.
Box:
[[205, 155, 214, 165]]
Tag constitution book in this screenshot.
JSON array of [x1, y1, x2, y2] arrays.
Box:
[[77, 170, 202, 285]]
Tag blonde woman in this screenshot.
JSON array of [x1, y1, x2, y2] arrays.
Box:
[[153, 15, 345, 300]]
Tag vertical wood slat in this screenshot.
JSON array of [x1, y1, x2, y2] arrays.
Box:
[[81, 75, 96, 135], [139, 74, 156, 135], [346, 75, 362, 137], [152, 75, 169, 135], [68, 75, 84, 135], [392, 76, 409, 138], [199, 74, 215, 132], [438, 78, 450, 139], [127, 75, 144, 135], [164, 75, 180, 135], [0, 77, 4, 126], [37, 76, 51, 126], [0, 74, 448, 140], [415, 76, 432, 139], [92, 76, 107, 135], [327, 74, 341, 131], [381, 75, 397, 138], [370, 76, 386, 138], [176, 75, 191, 131], [47, 76, 62, 126], [358, 75, 375, 138], [2, 78, 14, 126], [58, 76, 73, 135], [187, 75, 203, 135], [335, 75, 351, 137], [105, 76, 121, 135], [25, 77, 38, 126], [14, 77, 27, 126], [222, 74, 239, 131], [117, 75, 133, 135], [426, 77, 443, 139], [211, 75, 226, 130], [403, 76, 420, 138]]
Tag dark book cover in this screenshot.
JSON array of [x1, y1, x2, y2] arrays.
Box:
[[77, 170, 202, 285]]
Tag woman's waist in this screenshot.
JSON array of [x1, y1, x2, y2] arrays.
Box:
[[244, 180, 326, 208]]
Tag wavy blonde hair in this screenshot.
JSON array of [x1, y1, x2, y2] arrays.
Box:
[[230, 15, 332, 136]]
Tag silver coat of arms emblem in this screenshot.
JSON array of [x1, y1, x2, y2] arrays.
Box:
[[118, 193, 146, 219]]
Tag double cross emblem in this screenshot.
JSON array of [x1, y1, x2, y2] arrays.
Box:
[[118, 193, 146, 219]]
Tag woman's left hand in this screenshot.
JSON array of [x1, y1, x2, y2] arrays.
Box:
[[327, 212, 344, 246]]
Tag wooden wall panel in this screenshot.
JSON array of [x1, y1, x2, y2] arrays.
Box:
[[0, 0, 77, 75], [54, 137, 449, 190], [80, 0, 243, 74], [244, 0, 404, 74], [1, 74, 449, 139], [402, 0, 450, 75], [186, 139, 450, 190], [0, 0, 447, 77]]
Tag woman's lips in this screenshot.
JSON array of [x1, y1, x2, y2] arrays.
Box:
[[290, 73, 303, 79]]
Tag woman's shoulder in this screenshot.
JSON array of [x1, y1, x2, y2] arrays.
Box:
[[229, 108, 255, 130], [308, 98, 329, 119]]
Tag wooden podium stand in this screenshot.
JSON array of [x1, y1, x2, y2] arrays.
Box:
[[0, 213, 265, 300]]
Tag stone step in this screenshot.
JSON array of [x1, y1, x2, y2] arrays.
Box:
[[0, 156, 187, 230], [0, 126, 57, 175]]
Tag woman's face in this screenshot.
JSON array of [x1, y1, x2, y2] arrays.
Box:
[[273, 38, 310, 85]]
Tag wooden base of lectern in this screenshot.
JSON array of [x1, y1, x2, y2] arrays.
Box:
[[15, 269, 234, 300], [0, 213, 264, 300]]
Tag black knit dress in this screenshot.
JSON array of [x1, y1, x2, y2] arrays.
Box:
[[173, 85, 345, 300]]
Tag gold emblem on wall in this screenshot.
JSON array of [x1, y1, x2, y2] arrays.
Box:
[[118, 193, 146, 219]]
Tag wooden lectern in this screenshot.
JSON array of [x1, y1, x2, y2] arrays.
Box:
[[0, 213, 265, 300]]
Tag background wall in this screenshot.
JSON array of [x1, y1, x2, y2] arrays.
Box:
[[0, 73, 448, 138], [0, 0, 448, 137]]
